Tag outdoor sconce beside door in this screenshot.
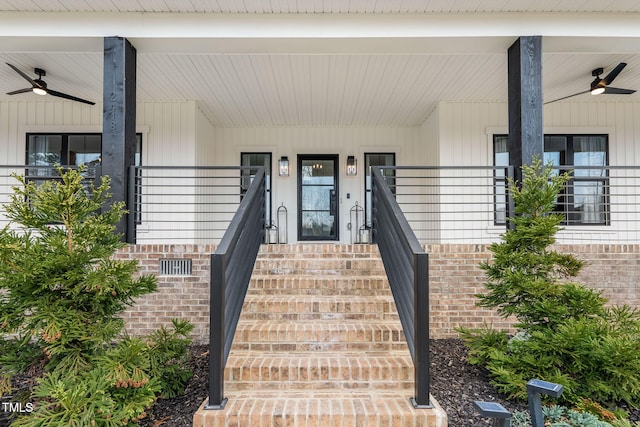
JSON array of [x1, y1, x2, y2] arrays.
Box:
[[279, 156, 289, 176], [346, 156, 357, 176]]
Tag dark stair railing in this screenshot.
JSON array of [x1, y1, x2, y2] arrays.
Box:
[[206, 167, 265, 409], [371, 166, 431, 408]]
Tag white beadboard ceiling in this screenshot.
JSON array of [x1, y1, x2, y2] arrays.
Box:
[[1, 1, 640, 127]]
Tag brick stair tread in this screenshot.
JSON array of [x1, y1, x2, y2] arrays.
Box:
[[194, 391, 447, 427], [242, 294, 396, 309], [232, 319, 406, 344], [224, 351, 414, 385], [249, 275, 388, 282], [248, 276, 389, 295]]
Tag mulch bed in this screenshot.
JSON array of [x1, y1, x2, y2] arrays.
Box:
[[3, 339, 638, 426]]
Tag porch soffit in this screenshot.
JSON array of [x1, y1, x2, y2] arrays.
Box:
[[0, 10, 640, 126]]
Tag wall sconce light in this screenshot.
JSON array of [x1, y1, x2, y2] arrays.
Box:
[[346, 156, 357, 176], [279, 156, 289, 176]]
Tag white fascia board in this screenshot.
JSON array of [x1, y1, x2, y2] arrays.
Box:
[[1, 12, 640, 54], [1, 12, 640, 38]]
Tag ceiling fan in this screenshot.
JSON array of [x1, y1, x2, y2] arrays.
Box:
[[545, 62, 636, 104], [5, 63, 95, 105]]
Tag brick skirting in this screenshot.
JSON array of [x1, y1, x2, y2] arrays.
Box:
[[118, 244, 640, 343]]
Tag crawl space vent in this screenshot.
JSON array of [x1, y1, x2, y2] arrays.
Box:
[[160, 259, 192, 276]]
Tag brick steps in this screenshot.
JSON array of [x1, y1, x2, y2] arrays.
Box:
[[195, 391, 444, 427], [193, 244, 447, 427]]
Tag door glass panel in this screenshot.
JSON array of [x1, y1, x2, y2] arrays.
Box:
[[299, 156, 338, 240], [365, 153, 395, 226], [241, 152, 272, 225]]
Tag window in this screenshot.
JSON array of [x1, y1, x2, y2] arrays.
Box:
[[26, 133, 142, 170], [27, 132, 143, 221], [241, 152, 272, 225], [364, 153, 396, 227], [494, 134, 609, 225]]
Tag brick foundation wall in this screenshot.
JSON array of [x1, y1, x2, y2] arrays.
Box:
[[426, 243, 640, 338], [118, 244, 640, 343], [117, 244, 216, 343]]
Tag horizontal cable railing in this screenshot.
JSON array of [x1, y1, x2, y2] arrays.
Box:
[[550, 165, 640, 243], [0, 165, 102, 227], [4, 164, 639, 245], [371, 166, 430, 408], [380, 165, 640, 244], [128, 165, 261, 244]]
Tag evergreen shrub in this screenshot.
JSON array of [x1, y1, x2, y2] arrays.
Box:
[[459, 159, 640, 410], [0, 167, 193, 426]]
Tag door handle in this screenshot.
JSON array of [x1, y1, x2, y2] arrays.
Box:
[[329, 189, 336, 213]]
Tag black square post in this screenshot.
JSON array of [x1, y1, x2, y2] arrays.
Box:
[[102, 36, 137, 242], [507, 36, 544, 185]]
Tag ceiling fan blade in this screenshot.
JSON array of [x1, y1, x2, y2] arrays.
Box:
[[603, 86, 636, 95], [47, 89, 96, 105], [6, 62, 39, 87], [7, 88, 34, 95], [602, 62, 627, 86], [544, 89, 590, 104]]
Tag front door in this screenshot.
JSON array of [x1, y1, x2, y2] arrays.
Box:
[[298, 155, 339, 241]]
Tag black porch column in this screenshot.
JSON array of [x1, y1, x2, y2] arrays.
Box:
[[507, 36, 544, 184], [102, 36, 137, 242]]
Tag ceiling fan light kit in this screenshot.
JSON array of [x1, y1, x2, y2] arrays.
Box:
[[5, 63, 95, 105], [545, 62, 636, 104]]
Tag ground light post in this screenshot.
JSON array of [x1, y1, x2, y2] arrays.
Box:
[[527, 379, 564, 427], [474, 378, 564, 427]]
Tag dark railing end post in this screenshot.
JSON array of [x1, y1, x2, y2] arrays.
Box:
[[413, 251, 430, 408], [208, 253, 226, 409], [204, 398, 228, 410]]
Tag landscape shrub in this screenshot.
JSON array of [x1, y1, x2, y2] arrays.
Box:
[[0, 167, 193, 426], [459, 159, 640, 410]]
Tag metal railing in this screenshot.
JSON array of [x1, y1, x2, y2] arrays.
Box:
[[379, 165, 640, 244], [371, 166, 431, 408], [207, 167, 265, 409], [550, 165, 640, 243], [0, 165, 102, 226], [128, 165, 262, 244]]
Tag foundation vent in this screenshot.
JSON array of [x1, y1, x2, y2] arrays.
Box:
[[160, 258, 193, 276]]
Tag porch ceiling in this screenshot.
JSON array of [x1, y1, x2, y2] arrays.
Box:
[[1, 1, 640, 127]]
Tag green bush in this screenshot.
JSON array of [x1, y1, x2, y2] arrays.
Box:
[[0, 167, 193, 426], [459, 159, 640, 408], [510, 404, 613, 427]]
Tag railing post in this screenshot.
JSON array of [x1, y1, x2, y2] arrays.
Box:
[[412, 252, 431, 408], [126, 166, 137, 244], [207, 253, 228, 409], [506, 165, 516, 231]]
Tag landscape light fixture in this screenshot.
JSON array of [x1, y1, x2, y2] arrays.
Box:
[[527, 379, 564, 427]]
